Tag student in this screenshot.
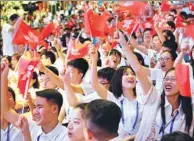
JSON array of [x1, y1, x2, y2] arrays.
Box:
[[2, 14, 19, 56], [160, 131, 194, 141], [90, 46, 143, 139], [83, 99, 122, 141], [41, 51, 56, 66], [67, 103, 88, 141], [117, 31, 194, 141], [1, 87, 23, 141], [39, 65, 59, 90], [1, 63, 68, 141]]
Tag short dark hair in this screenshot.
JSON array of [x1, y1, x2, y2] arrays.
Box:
[[41, 51, 56, 64], [32, 71, 39, 89], [9, 14, 19, 21], [167, 21, 176, 31], [160, 131, 193, 141], [134, 51, 145, 66], [170, 9, 177, 15], [84, 99, 121, 139], [162, 40, 178, 52], [110, 66, 136, 98], [161, 50, 177, 61], [97, 67, 115, 82], [67, 58, 89, 78], [109, 49, 122, 60], [36, 89, 63, 114], [162, 30, 175, 42], [8, 87, 16, 102], [39, 65, 59, 76], [143, 28, 152, 35]]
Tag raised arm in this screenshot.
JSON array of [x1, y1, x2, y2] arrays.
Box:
[[63, 71, 79, 107], [38, 62, 84, 94], [119, 32, 152, 95], [90, 46, 108, 99], [1, 63, 20, 126], [130, 36, 148, 55], [173, 42, 189, 67]]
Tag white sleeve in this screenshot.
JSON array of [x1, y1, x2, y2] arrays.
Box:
[[150, 68, 161, 81], [137, 86, 159, 105], [80, 83, 95, 96]]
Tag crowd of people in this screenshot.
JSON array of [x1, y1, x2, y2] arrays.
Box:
[[1, 1, 194, 141]]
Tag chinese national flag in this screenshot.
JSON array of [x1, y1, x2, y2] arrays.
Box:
[[67, 38, 91, 61], [175, 64, 191, 97], [184, 24, 194, 39], [116, 2, 147, 16], [84, 9, 111, 37], [18, 51, 40, 95]]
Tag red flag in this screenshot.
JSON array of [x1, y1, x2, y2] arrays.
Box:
[[41, 22, 55, 39], [118, 18, 137, 34], [175, 14, 186, 28], [67, 39, 91, 61], [161, 0, 171, 12], [116, 2, 147, 16], [18, 51, 40, 95], [12, 20, 47, 50], [84, 9, 111, 37], [175, 64, 191, 97], [184, 24, 194, 39]]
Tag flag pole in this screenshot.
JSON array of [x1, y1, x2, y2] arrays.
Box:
[[21, 77, 30, 114]]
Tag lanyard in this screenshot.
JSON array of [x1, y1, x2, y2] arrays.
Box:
[[6, 124, 10, 141], [159, 111, 179, 136], [120, 100, 139, 131], [37, 135, 40, 141]]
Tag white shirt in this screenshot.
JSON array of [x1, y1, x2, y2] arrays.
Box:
[[2, 24, 14, 56], [150, 68, 165, 95], [107, 91, 143, 138], [109, 136, 123, 141], [1, 124, 23, 141], [82, 92, 101, 103], [29, 121, 68, 141], [135, 87, 194, 141]]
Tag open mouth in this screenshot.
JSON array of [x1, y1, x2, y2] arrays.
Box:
[[127, 79, 135, 83], [165, 84, 172, 91], [68, 132, 73, 137], [161, 64, 166, 68]]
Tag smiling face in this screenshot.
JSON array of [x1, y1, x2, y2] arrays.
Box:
[[152, 36, 162, 52], [163, 70, 179, 97], [33, 97, 57, 126], [67, 108, 85, 141], [159, 51, 174, 72], [122, 68, 136, 89], [108, 53, 121, 69]]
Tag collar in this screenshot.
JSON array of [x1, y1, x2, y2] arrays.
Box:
[[165, 97, 183, 116], [37, 122, 63, 140], [117, 95, 125, 102]]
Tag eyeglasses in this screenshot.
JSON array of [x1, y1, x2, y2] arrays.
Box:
[[163, 76, 176, 82], [158, 57, 172, 62]]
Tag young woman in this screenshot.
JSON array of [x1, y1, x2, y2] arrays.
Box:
[[117, 31, 193, 141], [90, 46, 143, 139], [67, 103, 87, 141]]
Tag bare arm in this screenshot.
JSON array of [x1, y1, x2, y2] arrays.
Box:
[[130, 36, 148, 55], [1, 63, 20, 126], [90, 46, 108, 99], [120, 33, 152, 95], [63, 72, 79, 107], [38, 62, 84, 94]]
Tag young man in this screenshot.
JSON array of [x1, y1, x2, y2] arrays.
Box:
[[2, 14, 19, 56], [83, 99, 122, 141], [41, 51, 56, 66], [1, 63, 68, 141]]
